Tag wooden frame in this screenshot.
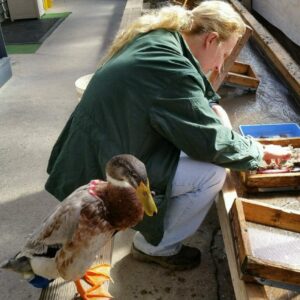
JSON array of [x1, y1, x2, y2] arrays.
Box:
[[224, 61, 260, 90], [255, 137, 300, 147], [230, 198, 300, 288], [209, 26, 253, 91], [240, 138, 300, 191], [218, 171, 300, 299], [240, 0, 252, 11], [218, 173, 268, 299]]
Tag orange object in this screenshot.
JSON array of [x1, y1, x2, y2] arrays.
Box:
[[74, 264, 112, 300]]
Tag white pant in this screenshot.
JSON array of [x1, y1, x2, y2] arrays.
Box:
[[133, 153, 226, 256]]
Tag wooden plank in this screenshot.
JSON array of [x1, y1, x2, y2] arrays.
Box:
[[240, 0, 252, 11], [209, 25, 252, 91], [243, 172, 300, 188], [228, 0, 300, 101], [226, 72, 260, 89], [230, 199, 300, 286], [242, 199, 300, 233], [241, 138, 300, 190], [265, 286, 300, 299], [246, 255, 300, 286], [221, 171, 300, 299], [245, 284, 268, 299], [217, 171, 268, 299], [230, 61, 250, 74], [258, 137, 300, 147], [230, 198, 252, 268], [224, 61, 260, 89], [247, 67, 256, 78]]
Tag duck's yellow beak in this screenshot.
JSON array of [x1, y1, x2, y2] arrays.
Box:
[[136, 180, 158, 216]]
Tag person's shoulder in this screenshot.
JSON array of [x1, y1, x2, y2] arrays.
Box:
[[145, 29, 177, 39], [137, 29, 180, 48]]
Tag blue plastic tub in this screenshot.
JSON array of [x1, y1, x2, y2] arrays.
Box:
[[239, 123, 300, 138]]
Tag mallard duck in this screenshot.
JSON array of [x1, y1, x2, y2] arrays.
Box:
[[1, 154, 157, 300]]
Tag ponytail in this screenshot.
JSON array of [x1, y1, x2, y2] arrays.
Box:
[[100, 1, 245, 66]]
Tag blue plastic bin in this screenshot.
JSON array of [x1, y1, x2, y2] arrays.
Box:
[[239, 123, 300, 138]]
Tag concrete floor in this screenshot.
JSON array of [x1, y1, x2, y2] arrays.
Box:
[[1, 1, 300, 300], [220, 41, 300, 128], [0, 1, 125, 299], [110, 205, 234, 300]]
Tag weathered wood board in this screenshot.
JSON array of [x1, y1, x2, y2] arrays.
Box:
[[217, 175, 268, 299], [240, 138, 300, 192], [225, 61, 260, 90], [219, 171, 300, 299], [230, 198, 300, 289]]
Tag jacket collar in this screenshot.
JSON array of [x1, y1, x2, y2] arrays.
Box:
[[173, 31, 220, 101]]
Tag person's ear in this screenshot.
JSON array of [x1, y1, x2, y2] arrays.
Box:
[[205, 32, 219, 49]]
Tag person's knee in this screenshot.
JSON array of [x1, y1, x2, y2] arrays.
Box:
[[192, 164, 226, 194], [206, 165, 226, 192], [171, 159, 226, 197], [213, 166, 226, 187]]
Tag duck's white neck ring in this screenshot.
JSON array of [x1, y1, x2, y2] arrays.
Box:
[[106, 174, 132, 188]]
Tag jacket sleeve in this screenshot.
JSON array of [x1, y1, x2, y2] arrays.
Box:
[[149, 75, 264, 171]]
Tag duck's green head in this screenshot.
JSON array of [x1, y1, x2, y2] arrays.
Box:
[[105, 154, 158, 217]]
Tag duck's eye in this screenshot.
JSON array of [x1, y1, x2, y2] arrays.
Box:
[[129, 171, 137, 179]]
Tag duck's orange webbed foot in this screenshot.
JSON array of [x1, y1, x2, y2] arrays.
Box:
[[74, 264, 112, 300]]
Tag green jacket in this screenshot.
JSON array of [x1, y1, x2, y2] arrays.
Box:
[[45, 30, 263, 245]]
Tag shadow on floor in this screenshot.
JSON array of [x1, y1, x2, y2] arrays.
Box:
[[109, 203, 235, 300]]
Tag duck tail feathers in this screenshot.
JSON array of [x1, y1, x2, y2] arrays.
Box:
[[0, 254, 32, 274], [0, 259, 11, 269]]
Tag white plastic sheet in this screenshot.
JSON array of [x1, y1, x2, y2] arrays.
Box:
[[252, 0, 300, 46]]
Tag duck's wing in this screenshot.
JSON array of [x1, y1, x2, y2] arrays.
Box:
[[19, 185, 95, 258], [55, 196, 115, 281]]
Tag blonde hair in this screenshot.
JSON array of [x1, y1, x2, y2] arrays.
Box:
[[100, 1, 245, 65], [190, 1, 246, 40]]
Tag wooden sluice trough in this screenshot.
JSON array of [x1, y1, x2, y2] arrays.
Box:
[[230, 198, 300, 291], [219, 169, 300, 300]]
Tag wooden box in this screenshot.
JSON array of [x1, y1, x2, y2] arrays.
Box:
[[224, 61, 260, 90], [241, 137, 300, 192], [230, 197, 300, 290]]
